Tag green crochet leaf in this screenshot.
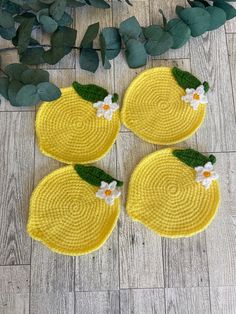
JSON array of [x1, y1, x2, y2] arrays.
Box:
[[173, 148, 216, 168], [72, 81, 108, 102], [172, 67, 210, 92], [74, 165, 123, 187], [112, 93, 119, 103]]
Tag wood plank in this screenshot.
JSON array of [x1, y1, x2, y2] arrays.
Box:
[[0, 112, 34, 265], [190, 29, 236, 152], [206, 153, 236, 286], [165, 287, 211, 314], [226, 34, 236, 120], [210, 286, 236, 314], [225, 3, 236, 33], [0, 265, 30, 314], [75, 145, 119, 291], [75, 291, 119, 314], [30, 293, 74, 314], [120, 288, 165, 314], [151, 0, 190, 59], [116, 132, 164, 288]]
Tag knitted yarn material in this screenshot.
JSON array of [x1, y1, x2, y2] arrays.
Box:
[[121, 67, 206, 145], [36, 87, 120, 164], [126, 148, 220, 238], [27, 165, 121, 255]]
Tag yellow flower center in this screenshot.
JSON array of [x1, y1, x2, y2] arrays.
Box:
[[193, 93, 200, 100], [105, 189, 112, 196], [103, 104, 110, 110], [203, 171, 211, 178]]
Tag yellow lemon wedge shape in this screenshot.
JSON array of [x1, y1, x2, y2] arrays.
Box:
[[36, 87, 120, 164], [126, 148, 220, 238], [121, 67, 206, 145], [27, 166, 121, 255]]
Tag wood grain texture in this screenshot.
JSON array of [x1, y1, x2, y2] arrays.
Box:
[[120, 288, 165, 314], [75, 291, 119, 314], [117, 132, 164, 288], [225, 3, 236, 33], [190, 29, 236, 152], [206, 153, 236, 286], [0, 265, 30, 314], [0, 112, 34, 265], [210, 286, 236, 314], [75, 145, 119, 291], [165, 287, 211, 314]]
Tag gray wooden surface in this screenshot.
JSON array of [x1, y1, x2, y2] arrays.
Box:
[[0, 1, 236, 313]]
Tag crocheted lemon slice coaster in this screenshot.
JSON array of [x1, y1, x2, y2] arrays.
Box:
[[36, 83, 120, 164], [126, 148, 220, 238], [121, 67, 209, 145], [27, 165, 123, 255]]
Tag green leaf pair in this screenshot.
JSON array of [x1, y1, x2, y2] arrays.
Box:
[[100, 27, 121, 69], [72, 81, 119, 103], [173, 149, 216, 168], [172, 67, 209, 93], [0, 64, 61, 107], [74, 164, 123, 187]]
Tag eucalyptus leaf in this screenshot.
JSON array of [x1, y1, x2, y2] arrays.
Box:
[[36, 8, 49, 22], [144, 25, 173, 56], [0, 77, 9, 100], [100, 27, 121, 59], [125, 38, 147, 68], [87, 0, 110, 9], [165, 18, 191, 49], [37, 82, 61, 101], [0, 26, 16, 40], [39, 15, 58, 33], [214, 0, 236, 20], [5, 63, 28, 81], [56, 12, 73, 26], [119, 16, 142, 42], [0, 10, 15, 28], [20, 47, 45, 65], [177, 7, 211, 37], [67, 0, 86, 7], [16, 17, 35, 54], [20, 69, 49, 85], [187, 0, 206, 8], [80, 22, 99, 48], [50, 0, 67, 20], [39, 0, 55, 3], [8, 80, 23, 106], [79, 48, 99, 73], [43, 26, 77, 64], [16, 84, 40, 106], [206, 6, 226, 30]]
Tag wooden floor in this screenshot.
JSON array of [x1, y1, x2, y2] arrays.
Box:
[[1, 1, 236, 313]]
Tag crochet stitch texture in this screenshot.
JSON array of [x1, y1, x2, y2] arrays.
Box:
[[36, 87, 120, 164], [27, 165, 121, 255], [126, 148, 220, 238], [121, 67, 206, 145]]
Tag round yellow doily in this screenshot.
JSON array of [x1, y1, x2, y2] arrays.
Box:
[[121, 67, 206, 145], [126, 148, 220, 238], [36, 87, 120, 164], [27, 166, 120, 255]]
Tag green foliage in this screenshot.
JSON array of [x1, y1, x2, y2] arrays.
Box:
[[172, 67, 208, 91], [72, 81, 109, 102], [0, 63, 61, 107], [74, 164, 123, 187], [0, 0, 236, 107], [173, 149, 216, 168]]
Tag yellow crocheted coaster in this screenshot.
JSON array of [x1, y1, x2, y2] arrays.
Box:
[[122, 67, 208, 145], [36, 83, 120, 164], [126, 148, 220, 238], [27, 165, 123, 255]]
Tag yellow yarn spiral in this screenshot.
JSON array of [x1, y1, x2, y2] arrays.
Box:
[[121, 67, 206, 145], [126, 148, 220, 238], [27, 166, 121, 255], [36, 87, 120, 164]]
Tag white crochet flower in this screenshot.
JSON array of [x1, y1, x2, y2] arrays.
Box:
[[195, 162, 219, 189], [96, 181, 121, 205], [182, 85, 208, 110], [93, 95, 119, 121]]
